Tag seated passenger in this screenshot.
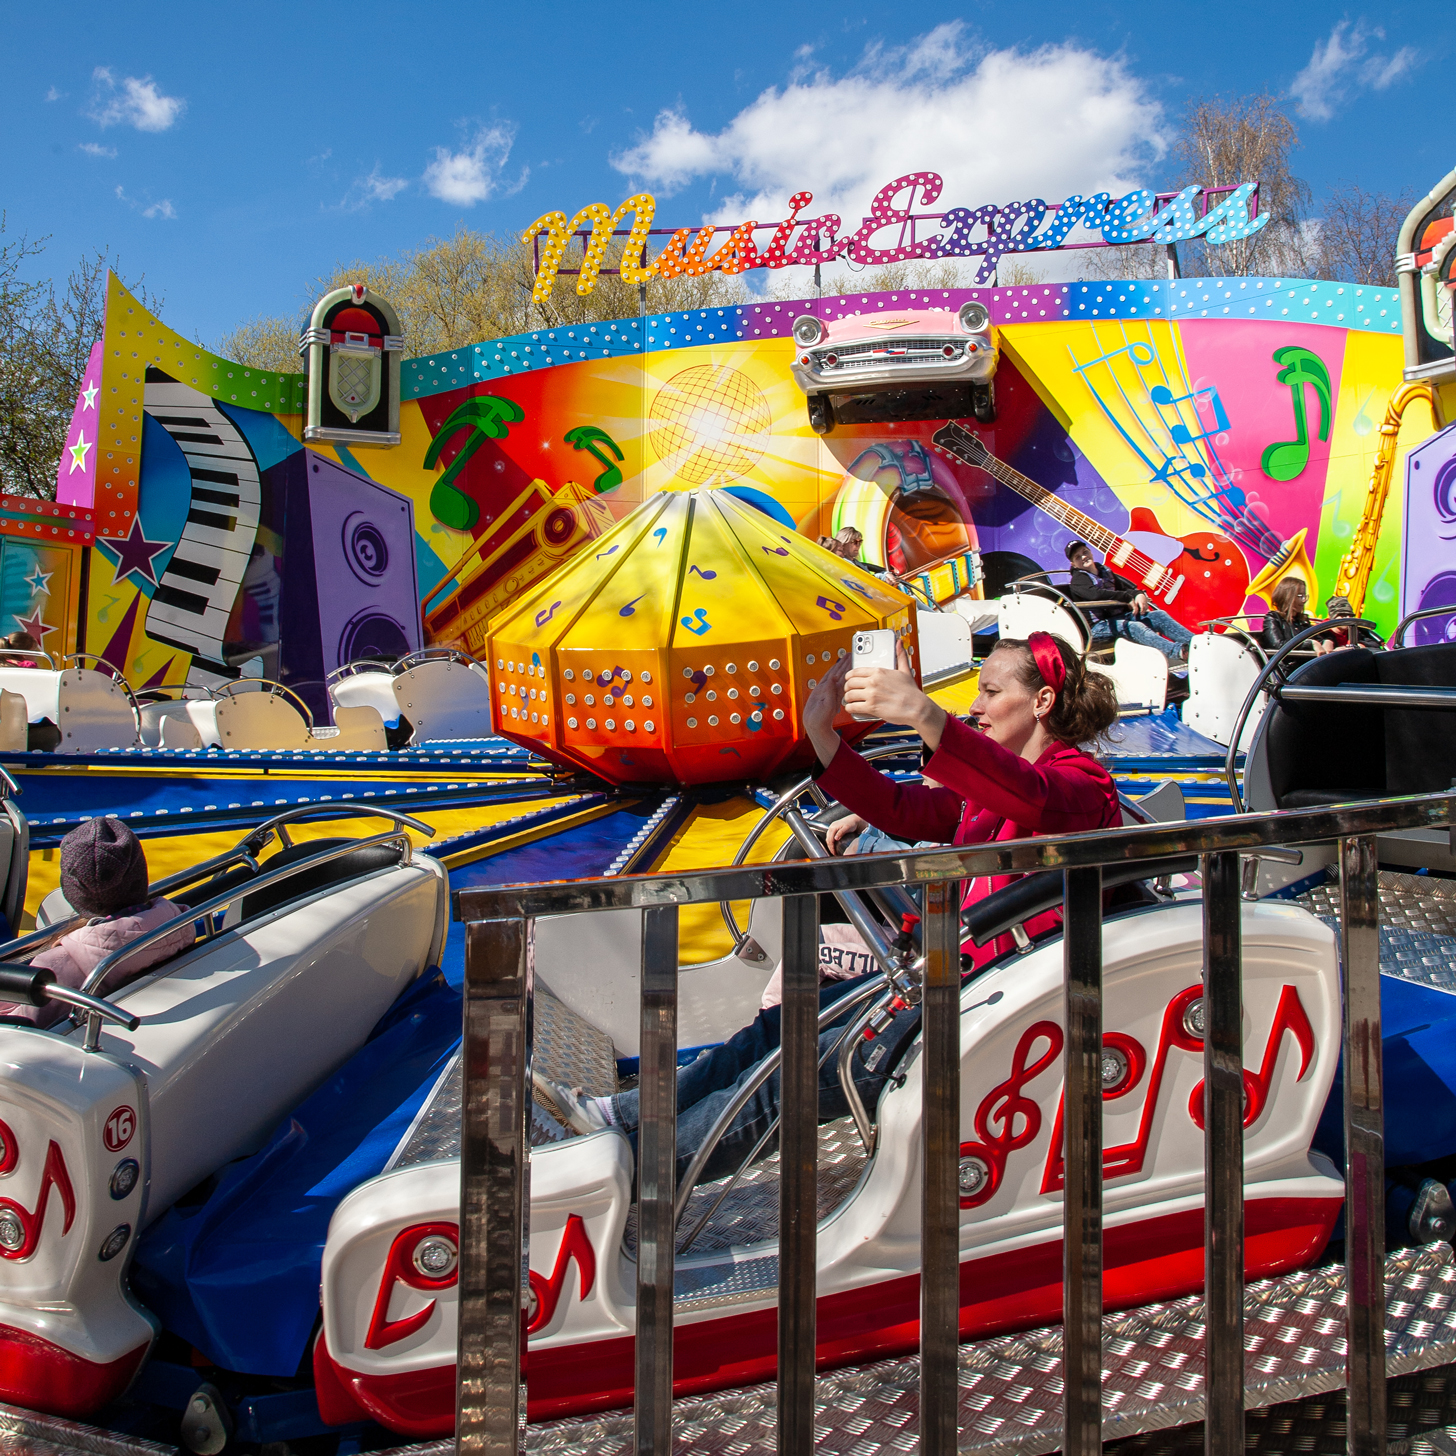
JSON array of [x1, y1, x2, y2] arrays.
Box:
[[1323, 595, 1381, 649], [1259, 579, 1335, 655], [0, 817, 195, 1028], [545, 633, 1120, 1187], [3, 632, 61, 751], [1064, 540, 1192, 662]]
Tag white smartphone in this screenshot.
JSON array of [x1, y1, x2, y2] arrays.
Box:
[[849, 629, 898, 720]]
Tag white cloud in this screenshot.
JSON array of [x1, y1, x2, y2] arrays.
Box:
[[1290, 20, 1417, 121], [422, 124, 521, 205], [341, 164, 408, 209], [79, 141, 117, 158], [114, 185, 176, 219], [45, 86, 64, 102], [611, 23, 1165, 229], [90, 68, 185, 132]]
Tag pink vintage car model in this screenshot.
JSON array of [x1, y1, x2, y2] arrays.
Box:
[[789, 300, 998, 434]]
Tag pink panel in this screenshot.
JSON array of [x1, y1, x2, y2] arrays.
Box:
[[55, 340, 104, 509]]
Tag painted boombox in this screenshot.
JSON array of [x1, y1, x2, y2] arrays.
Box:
[[423, 479, 616, 655]]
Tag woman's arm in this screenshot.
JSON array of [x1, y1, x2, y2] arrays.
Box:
[[803, 656, 962, 844], [923, 715, 1115, 831]]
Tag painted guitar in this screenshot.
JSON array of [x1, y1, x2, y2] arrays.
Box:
[[931, 421, 1250, 630]]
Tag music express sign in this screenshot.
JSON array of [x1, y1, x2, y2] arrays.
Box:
[[524, 172, 1268, 300]]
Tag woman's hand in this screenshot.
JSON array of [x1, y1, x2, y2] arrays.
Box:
[[802, 655, 851, 767], [842, 644, 948, 750], [825, 813, 868, 855]]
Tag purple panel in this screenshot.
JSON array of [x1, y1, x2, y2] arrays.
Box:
[[1402, 421, 1456, 645]]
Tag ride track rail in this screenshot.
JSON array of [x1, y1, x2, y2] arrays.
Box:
[[453, 789, 1456, 1456]]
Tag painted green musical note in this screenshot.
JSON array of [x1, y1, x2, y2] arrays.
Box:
[[1260, 346, 1332, 483], [564, 425, 625, 493], [423, 396, 526, 531]]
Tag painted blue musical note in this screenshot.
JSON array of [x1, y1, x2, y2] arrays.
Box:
[[1150, 383, 1230, 447], [652, 528, 667, 546], [762, 545, 789, 557], [681, 608, 712, 636], [688, 563, 717, 580], [619, 595, 645, 617], [535, 600, 563, 627], [595, 545, 619, 561], [841, 577, 871, 598], [689, 668, 708, 691], [816, 595, 846, 621], [1071, 340, 1155, 376]]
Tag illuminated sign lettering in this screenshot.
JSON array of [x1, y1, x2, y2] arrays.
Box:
[[524, 172, 1268, 297]]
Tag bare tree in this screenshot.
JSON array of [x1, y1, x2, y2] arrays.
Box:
[[218, 226, 755, 370], [0, 217, 157, 499], [1170, 93, 1314, 277], [1313, 181, 1413, 286]]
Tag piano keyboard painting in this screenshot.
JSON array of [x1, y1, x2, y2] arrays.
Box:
[[142, 379, 263, 687]]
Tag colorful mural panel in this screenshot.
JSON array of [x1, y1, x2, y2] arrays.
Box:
[[66, 271, 1452, 716]]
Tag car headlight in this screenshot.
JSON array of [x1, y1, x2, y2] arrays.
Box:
[[958, 301, 991, 334], [792, 315, 825, 347]]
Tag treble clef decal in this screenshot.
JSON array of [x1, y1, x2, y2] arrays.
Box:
[[958, 1021, 1063, 1209]]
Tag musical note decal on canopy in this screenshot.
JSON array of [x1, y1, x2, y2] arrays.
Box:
[[619, 595, 645, 617], [687, 563, 717, 580], [680, 608, 712, 636], [535, 600, 563, 628], [1260, 346, 1332, 483], [652, 527, 667, 546], [816, 595, 847, 621]]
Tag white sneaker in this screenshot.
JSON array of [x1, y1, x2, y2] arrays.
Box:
[[533, 1073, 613, 1135]]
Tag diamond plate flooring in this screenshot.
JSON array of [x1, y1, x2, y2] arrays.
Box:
[[1297, 872, 1456, 994], [506, 1244, 1456, 1456], [0, 1404, 173, 1456]]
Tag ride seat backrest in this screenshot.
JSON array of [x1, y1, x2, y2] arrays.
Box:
[[192, 692, 311, 751], [1266, 648, 1385, 807], [309, 705, 387, 752], [332, 672, 404, 728], [0, 667, 58, 724], [0, 690, 25, 752], [393, 659, 494, 743], [241, 838, 408, 920], [995, 591, 1090, 652], [1375, 645, 1456, 795]]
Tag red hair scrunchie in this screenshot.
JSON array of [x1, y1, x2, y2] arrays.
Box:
[[1028, 631, 1067, 695]]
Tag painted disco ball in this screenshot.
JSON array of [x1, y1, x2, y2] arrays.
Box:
[[487, 489, 919, 786], [648, 364, 771, 486]]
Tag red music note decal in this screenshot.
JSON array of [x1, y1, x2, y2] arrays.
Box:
[[527, 1214, 596, 1334], [959, 1022, 1063, 1209]]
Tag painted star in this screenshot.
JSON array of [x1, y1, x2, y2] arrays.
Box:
[[81, 379, 98, 411], [24, 564, 52, 597], [12, 609, 55, 645], [97, 516, 169, 588], [68, 430, 92, 474]]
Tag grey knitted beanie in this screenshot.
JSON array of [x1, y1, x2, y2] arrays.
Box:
[[60, 817, 149, 917]]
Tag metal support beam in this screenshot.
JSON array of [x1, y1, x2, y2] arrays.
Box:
[[1341, 835, 1386, 1456], [1202, 852, 1245, 1456], [778, 894, 820, 1452], [635, 905, 679, 1456], [921, 878, 963, 1456], [457, 917, 529, 1456], [1062, 867, 1103, 1456]]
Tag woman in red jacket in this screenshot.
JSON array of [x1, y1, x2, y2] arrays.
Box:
[[546, 632, 1122, 1178], [809, 630, 1121, 965]]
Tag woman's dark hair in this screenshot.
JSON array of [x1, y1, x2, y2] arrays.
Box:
[[4, 632, 38, 651], [991, 634, 1118, 745], [1271, 578, 1307, 619]]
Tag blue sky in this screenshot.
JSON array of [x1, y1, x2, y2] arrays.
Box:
[[1, 2, 1441, 348]]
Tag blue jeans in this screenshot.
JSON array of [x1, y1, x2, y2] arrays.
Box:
[[609, 973, 920, 1187], [1091, 608, 1191, 661]]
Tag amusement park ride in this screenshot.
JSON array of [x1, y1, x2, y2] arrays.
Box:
[[0, 163, 1451, 1455]]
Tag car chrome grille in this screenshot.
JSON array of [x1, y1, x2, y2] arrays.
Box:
[[808, 338, 968, 373]]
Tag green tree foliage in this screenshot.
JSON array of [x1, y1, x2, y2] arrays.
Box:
[[0, 217, 156, 499]]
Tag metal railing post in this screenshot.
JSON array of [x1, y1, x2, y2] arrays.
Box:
[[1202, 852, 1245, 1456], [457, 917, 530, 1456], [1062, 866, 1103, 1456], [920, 877, 962, 1456], [778, 893, 820, 1451], [1340, 835, 1385, 1456], [635, 905, 679, 1456]]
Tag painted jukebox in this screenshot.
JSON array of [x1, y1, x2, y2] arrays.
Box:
[[300, 284, 405, 447]]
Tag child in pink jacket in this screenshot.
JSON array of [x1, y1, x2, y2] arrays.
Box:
[[1, 818, 195, 1028]]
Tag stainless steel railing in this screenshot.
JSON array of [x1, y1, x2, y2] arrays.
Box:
[[453, 789, 1456, 1456]]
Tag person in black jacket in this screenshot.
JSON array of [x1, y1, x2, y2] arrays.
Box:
[[1258, 579, 1336, 655], [1063, 541, 1192, 661]]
